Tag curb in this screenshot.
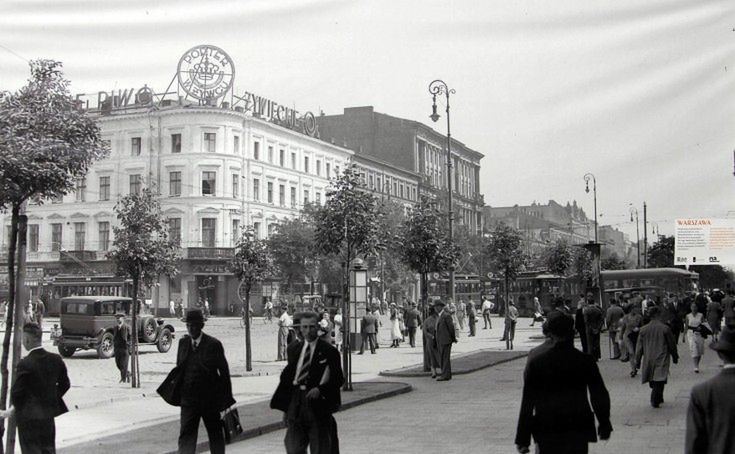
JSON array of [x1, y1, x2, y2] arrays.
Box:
[[379, 350, 528, 377]]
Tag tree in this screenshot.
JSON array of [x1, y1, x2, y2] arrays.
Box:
[[541, 238, 574, 276], [690, 265, 734, 290], [0, 59, 107, 450], [231, 227, 272, 372], [484, 223, 527, 349], [648, 236, 675, 268], [601, 252, 627, 270], [400, 196, 455, 370], [376, 199, 416, 302], [107, 187, 179, 388], [267, 217, 317, 295]]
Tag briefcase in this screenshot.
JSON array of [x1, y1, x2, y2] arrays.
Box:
[[157, 366, 182, 406], [222, 408, 243, 444]]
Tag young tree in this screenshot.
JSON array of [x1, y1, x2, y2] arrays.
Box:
[[601, 252, 627, 270], [541, 238, 575, 276], [267, 217, 317, 295], [231, 227, 272, 372], [648, 235, 674, 268], [107, 188, 179, 388], [0, 59, 107, 447], [484, 223, 527, 349]]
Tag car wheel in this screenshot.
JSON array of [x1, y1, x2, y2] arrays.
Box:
[[157, 328, 172, 353], [97, 332, 114, 359], [141, 317, 157, 343], [58, 345, 76, 358]]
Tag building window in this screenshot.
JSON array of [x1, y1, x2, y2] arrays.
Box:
[[304, 156, 309, 173], [326, 163, 331, 177], [98, 222, 110, 251], [400, 184, 404, 199], [167, 218, 181, 246], [315, 191, 321, 205], [393, 182, 398, 196], [202, 171, 216, 196], [129, 174, 141, 195], [232, 173, 239, 198], [412, 187, 416, 200], [99, 176, 110, 201], [171, 133, 182, 153], [253, 141, 260, 160], [291, 152, 296, 169], [335, 165, 340, 176], [169, 171, 181, 197], [233, 136, 240, 154], [74, 177, 86, 202], [316, 160, 321, 176], [201, 218, 216, 247], [279, 184, 285, 206], [376, 177, 382, 192], [131, 137, 141, 156], [304, 189, 310, 205], [368, 175, 374, 189], [231, 219, 240, 246], [290, 187, 296, 208], [253, 178, 260, 202], [268, 146, 274, 163], [267, 182, 273, 204], [279, 149, 285, 167], [28, 224, 39, 253], [204, 133, 216, 153], [253, 222, 261, 239], [51, 223, 62, 251], [74, 222, 85, 250], [267, 223, 277, 237]]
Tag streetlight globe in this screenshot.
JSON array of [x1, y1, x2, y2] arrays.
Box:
[[430, 112, 440, 122]]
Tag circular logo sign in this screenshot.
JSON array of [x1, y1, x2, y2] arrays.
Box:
[[177, 45, 235, 101]]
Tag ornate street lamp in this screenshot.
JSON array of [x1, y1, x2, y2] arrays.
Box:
[[584, 173, 598, 243], [428, 79, 456, 302], [629, 205, 641, 268]]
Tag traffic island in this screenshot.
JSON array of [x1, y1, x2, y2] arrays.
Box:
[[379, 349, 527, 377], [58, 381, 412, 454]]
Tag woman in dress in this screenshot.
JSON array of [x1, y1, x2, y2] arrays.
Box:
[[318, 310, 334, 345], [390, 303, 402, 347], [706, 294, 723, 343], [333, 307, 343, 352], [686, 302, 706, 373]]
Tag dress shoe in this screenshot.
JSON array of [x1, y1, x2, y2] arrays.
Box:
[[357, 352, 363, 355], [436, 377, 451, 381]]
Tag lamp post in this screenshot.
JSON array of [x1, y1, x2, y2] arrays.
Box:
[[347, 258, 368, 391], [629, 205, 640, 268], [584, 173, 598, 243], [429, 79, 456, 303]]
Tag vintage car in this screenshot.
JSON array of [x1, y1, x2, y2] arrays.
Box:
[[52, 296, 175, 359]]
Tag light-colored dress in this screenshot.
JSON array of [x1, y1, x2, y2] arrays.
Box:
[[390, 309, 402, 340], [686, 312, 705, 358], [334, 314, 343, 346]]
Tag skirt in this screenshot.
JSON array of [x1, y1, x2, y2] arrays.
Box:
[[391, 319, 403, 340], [687, 331, 704, 358]]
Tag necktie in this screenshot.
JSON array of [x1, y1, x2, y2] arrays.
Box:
[[297, 344, 312, 384]]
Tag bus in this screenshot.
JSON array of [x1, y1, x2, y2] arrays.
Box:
[[601, 268, 699, 304], [496, 271, 584, 317], [45, 275, 134, 316], [427, 273, 484, 306]]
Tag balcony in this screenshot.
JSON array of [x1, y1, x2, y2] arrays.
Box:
[[184, 247, 234, 260]]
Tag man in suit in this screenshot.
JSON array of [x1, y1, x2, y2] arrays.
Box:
[[175, 309, 235, 454], [466, 297, 477, 337], [358, 309, 378, 354], [575, 295, 588, 354], [404, 301, 422, 347], [722, 288, 735, 328], [434, 300, 457, 381], [605, 299, 625, 360], [686, 325, 735, 454], [516, 315, 612, 454], [1, 322, 70, 453], [112, 313, 130, 383], [583, 292, 604, 361], [271, 312, 344, 454], [634, 306, 679, 408]]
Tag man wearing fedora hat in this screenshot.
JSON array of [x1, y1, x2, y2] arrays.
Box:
[[434, 299, 457, 381], [686, 325, 735, 454], [174, 309, 235, 454], [112, 313, 131, 383]]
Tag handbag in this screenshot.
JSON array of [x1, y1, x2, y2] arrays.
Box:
[[699, 322, 713, 339], [222, 407, 243, 444], [157, 366, 183, 406]]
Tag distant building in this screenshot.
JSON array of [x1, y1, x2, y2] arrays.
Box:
[[317, 106, 485, 233]]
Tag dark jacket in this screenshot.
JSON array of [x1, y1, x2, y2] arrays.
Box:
[[404, 308, 422, 328], [175, 333, 235, 411], [515, 341, 611, 448], [271, 338, 344, 418], [686, 368, 735, 454], [361, 313, 378, 334], [435, 311, 457, 346], [113, 324, 130, 353], [583, 304, 604, 334], [635, 319, 678, 383], [11, 348, 70, 423]]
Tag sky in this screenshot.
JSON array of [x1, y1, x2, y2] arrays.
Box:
[[1, 0, 734, 241]]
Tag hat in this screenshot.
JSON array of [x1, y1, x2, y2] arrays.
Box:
[[114, 313, 126, 319], [710, 326, 735, 353], [433, 300, 446, 307], [182, 309, 205, 324], [546, 312, 574, 338]]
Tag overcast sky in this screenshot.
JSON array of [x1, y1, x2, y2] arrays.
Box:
[[1, 0, 734, 240]]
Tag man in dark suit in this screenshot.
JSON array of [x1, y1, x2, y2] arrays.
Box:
[[516, 315, 612, 454], [3, 322, 70, 453], [271, 311, 344, 454], [112, 313, 130, 383], [358, 310, 378, 354], [434, 300, 457, 381], [583, 292, 604, 361], [175, 309, 235, 454], [575, 295, 588, 354], [686, 325, 735, 454], [404, 301, 422, 347]]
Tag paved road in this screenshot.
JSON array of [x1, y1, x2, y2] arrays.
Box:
[[221, 337, 721, 454]]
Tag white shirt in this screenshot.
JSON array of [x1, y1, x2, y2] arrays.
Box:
[[293, 339, 317, 385], [482, 300, 493, 311], [279, 312, 293, 327]]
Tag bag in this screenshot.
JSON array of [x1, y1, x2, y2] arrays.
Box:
[[533, 312, 544, 322], [157, 366, 183, 406], [222, 407, 243, 444], [699, 322, 713, 339]]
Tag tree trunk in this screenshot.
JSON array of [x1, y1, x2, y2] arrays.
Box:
[[0, 204, 20, 454], [244, 284, 252, 372], [130, 275, 140, 388], [421, 272, 430, 372], [504, 273, 510, 350]]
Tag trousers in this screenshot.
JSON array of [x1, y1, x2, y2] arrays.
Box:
[[468, 316, 476, 336], [114, 350, 129, 381], [483, 312, 492, 329], [278, 327, 289, 360], [586, 329, 601, 360], [438, 343, 452, 379], [178, 404, 224, 454], [608, 330, 620, 359], [285, 388, 338, 454], [18, 418, 56, 454], [359, 333, 376, 354], [407, 327, 417, 347], [649, 381, 666, 407]]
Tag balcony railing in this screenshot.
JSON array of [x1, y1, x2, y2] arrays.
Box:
[[185, 247, 234, 260]]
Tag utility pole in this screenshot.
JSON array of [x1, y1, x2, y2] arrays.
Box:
[[643, 202, 648, 268]]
